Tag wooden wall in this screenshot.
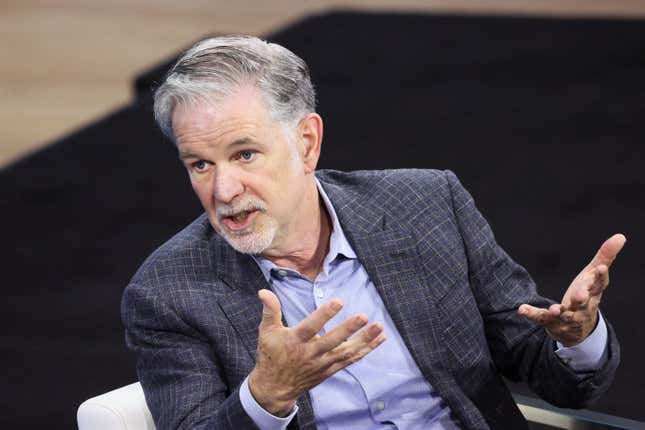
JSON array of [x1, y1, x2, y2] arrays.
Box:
[[2, 0, 645, 166]]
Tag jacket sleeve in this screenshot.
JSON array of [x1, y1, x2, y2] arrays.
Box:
[[121, 281, 260, 430], [444, 169, 620, 408]]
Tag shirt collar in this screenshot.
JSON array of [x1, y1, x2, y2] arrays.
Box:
[[252, 178, 357, 282], [317, 177, 357, 262]]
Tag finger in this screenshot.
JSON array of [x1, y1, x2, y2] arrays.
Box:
[[548, 303, 562, 316], [313, 314, 370, 354], [559, 310, 575, 322], [568, 285, 590, 312], [325, 323, 384, 363], [566, 266, 608, 311], [585, 233, 626, 270], [293, 299, 344, 342], [518, 304, 559, 325], [589, 264, 609, 297], [324, 331, 387, 376], [344, 323, 384, 349], [258, 289, 284, 330]]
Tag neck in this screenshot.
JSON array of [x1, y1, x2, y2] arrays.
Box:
[[260, 179, 331, 280]]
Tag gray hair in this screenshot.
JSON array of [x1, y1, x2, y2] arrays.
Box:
[[153, 35, 317, 141]]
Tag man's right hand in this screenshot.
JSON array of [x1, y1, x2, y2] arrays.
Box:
[[248, 289, 386, 417]]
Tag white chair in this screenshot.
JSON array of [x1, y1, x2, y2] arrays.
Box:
[[77, 382, 645, 430], [77, 382, 156, 430]]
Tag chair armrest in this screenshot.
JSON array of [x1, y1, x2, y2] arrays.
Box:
[[77, 382, 156, 430], [514, 393, 645, 430]]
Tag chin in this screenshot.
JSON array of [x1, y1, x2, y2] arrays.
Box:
[[216, 219, 278, 255], [225, 231, 274, 255]]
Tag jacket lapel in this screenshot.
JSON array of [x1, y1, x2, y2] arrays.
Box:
[[319, 177, 453, 395], [212, 236, 318, 429], [214, 239, 267, 361]]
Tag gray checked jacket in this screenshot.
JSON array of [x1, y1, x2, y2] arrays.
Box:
[[122, 169, 620, 430]]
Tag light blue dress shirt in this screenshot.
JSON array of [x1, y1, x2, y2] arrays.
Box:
[[239, 180, 609, 430]]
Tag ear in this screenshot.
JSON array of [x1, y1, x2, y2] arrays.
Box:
[[296, 113, 323, 174]]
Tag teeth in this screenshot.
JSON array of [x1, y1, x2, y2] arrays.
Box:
[[232, 211, 249, 222]]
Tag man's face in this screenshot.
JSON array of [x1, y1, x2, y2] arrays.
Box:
[[172, 86, 308, 255]]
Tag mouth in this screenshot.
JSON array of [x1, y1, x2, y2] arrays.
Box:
[[220, 209, 260, 232]]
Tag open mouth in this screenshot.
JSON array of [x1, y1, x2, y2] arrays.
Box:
[[221, 209, 259, 232]]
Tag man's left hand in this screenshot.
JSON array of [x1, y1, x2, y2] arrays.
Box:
[[518, 233, 626, 347]]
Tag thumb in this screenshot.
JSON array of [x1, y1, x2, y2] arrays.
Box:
[[258, 289, 283, 330], [586, 233, 627, 270]]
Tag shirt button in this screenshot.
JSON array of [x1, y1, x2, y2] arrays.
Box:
[[375, 400, 385, 411], [276, 269, 288, 278], [314, 285, 324, 299]]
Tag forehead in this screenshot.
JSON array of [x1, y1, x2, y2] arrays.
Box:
[[171, 86, 273, 143]]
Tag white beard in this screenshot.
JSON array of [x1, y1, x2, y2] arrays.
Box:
[[214, 212, 278, 255]]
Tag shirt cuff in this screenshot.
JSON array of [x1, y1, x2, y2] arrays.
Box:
[[239, 376, 298, 430], [555, 311, 608, 372]]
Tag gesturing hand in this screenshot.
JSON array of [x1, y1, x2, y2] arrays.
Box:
[[248, 289, 386, 417], [518, 233, 626, 347]]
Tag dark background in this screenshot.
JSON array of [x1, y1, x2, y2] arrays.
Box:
[[1, 11, 643, 428]]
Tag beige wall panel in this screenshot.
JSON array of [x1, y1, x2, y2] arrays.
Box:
[[2, 0, 645, 166]]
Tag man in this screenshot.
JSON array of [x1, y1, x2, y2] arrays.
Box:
[[122, 35, 624, 430]]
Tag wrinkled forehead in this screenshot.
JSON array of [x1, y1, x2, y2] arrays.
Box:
[[171, 86, 270, 130], [171, 87, 297, 148]]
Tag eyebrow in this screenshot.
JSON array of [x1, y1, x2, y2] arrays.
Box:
[[229, 137, 259, 149], [178, 137, 261, 160], [178, 149, 200, 160]]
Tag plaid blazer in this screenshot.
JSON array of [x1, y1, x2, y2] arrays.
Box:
[[122, 169, 619, 430]]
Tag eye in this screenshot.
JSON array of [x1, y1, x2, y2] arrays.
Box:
[[239, 150, 255, 161], [192, 160, 208, 172]]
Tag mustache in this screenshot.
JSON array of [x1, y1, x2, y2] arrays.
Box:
[[216, 199, 266, 218]]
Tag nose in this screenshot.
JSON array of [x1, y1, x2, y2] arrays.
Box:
[[212, 166, 245, 203]]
